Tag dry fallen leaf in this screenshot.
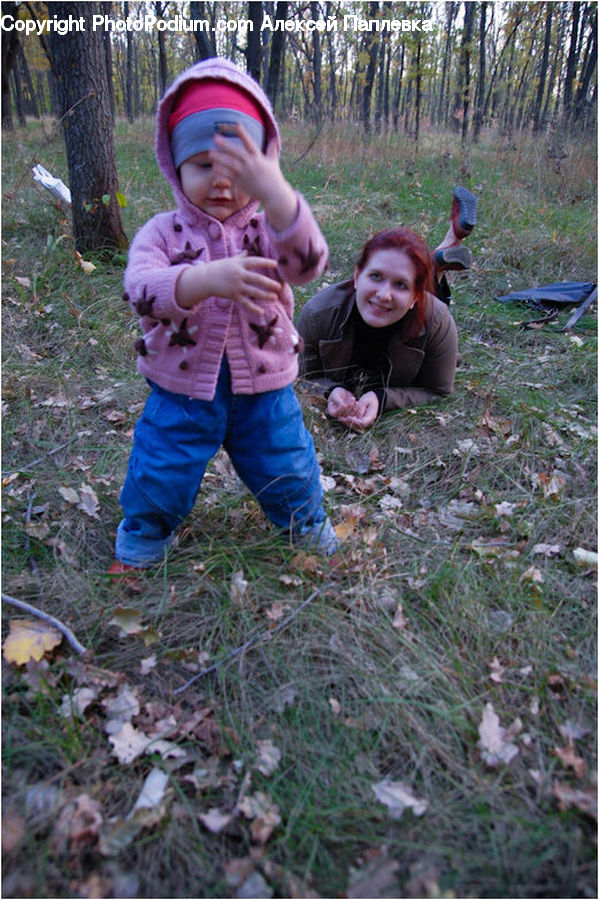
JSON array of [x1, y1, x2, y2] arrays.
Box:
[[553, 780, 597, 819], [488, 656, 505, 684], [371, 779, 428, 819], [255, 739, 282, 777], [392, 603, 408, 631], [520, 565, 544, 585], [265, 601, 288, 622], [51, 794, 103, 855], [99, 770, 171, 857], [103, 683, 140, 734], [230, 570, 248, 605], [238, 791, 281, 844], [3, 618, 62, 666], [140, 655, 157, 676], [532, 543, 561, 558], [132, 768, 169, 812], [533, 470, 567, 499], [109, 608, 159, 646], [58, 485, 80, 505], [198, 808, 233, 834], [59, 686, 99, 719], [477, 702, 521, 767], [108, 722, 151, 764], [74, 250, 96, 274], [329, 696, 341, 716], [554, 744, 587, 779], [78, 483, 100, 518]]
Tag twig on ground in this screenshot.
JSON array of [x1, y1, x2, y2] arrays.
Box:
[[174, 584, 330, 695], [1, 593, 88, 657], [2, 440, 72, 478]]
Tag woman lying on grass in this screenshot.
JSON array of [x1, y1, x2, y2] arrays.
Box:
[[297, 188, 476, 433]]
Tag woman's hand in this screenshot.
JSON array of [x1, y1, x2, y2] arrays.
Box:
[[328, 388, 379, 433], [176, 254, 281, 314], [327, 386, 359, 420], [211, 124, 298, 231]]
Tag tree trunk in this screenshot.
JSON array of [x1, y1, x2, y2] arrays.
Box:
[[46, 1, 128, 254], [361, 30, 379, 132], [310, 0, 322, 120], [265, 0, 287, 110], [124, 0, 134, 122], [18, 43, 39, 117], [414, 36, 422, 145], [246, 1, 263, 83], [563, 1, 581, 122], [437, 1, 456, 127], [325, 0, 337, 118], [155, 2, 168, 97], [190, 1, 217, 60], [1, 1, 20, 129], [574, 7, 598, 125], [473, 1, 487, 140], [533, 5, 552, 132]]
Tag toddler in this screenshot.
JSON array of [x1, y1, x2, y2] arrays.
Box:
[[110, 57, 337, 574]]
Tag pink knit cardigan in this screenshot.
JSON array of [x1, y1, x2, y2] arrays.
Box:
[[123, 58, 328, 400]]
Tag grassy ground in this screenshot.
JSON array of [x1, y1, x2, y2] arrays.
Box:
[[2, 116, 597, 899]]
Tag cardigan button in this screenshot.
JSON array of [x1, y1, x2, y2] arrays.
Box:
[[208, 222, 221, 240]]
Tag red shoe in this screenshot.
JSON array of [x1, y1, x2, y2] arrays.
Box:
[[107, 560, 143, 591]]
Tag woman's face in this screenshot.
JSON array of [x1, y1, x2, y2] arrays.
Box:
[[353, 248, 416, 328]]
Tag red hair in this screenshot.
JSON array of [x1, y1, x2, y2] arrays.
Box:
[[355, 227, 434, 337]]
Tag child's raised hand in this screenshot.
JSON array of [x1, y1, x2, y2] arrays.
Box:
[[211, 125, 298, 231], [176, 253, 281, 315]]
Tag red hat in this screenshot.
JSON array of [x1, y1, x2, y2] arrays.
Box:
[[168, 79, 266, 168]]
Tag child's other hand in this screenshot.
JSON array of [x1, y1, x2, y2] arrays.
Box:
[[211, 125, 298, 231], [177, 253, 281, 314]]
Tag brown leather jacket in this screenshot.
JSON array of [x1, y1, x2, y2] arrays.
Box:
[[296, 279, 458, 411]]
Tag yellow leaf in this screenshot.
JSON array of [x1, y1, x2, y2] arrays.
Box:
[[3, 618, 62, 665], [109, 607, 143, 635]]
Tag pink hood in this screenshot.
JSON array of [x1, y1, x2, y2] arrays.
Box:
[[155, 58, 280, 215]]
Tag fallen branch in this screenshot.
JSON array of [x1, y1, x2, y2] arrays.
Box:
[[174, 584, 329, 695], [1, 593, 88, 657]]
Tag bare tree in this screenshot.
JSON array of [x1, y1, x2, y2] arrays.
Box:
[[1, 1, 21, 129], [265, 1, 288, 110], [190, 0, 217, 60], [45, 1, 127, 253], [533, 4, 552, 132]]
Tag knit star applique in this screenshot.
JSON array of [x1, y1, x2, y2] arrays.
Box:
[[135, 286, 157, 317], [171, 242, 204, 265], [243, 233, 263, 257], [167, 318, 198, 348], [293, 241, 323, 275], [250, 315, 279, 349]]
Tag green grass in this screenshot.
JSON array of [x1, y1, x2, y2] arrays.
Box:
[[2, 116, 597, 899]]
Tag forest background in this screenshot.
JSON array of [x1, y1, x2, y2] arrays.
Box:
[[1, 2, 597, 899]]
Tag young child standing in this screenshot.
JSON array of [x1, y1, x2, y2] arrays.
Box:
[[110, 57, 337, 573]]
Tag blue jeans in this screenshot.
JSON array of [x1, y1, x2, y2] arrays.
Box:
[[116, 359, 337, 565]]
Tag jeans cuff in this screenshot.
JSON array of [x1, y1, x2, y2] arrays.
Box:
[[115, 521, 174, 567]]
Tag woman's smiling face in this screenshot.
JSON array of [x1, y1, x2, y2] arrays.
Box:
[[353, 247, 416, 328]]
